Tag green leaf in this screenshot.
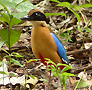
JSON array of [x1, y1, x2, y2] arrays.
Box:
[[0, 0, 34, 19], [61, 72, 75, 77], [87, 0, 90, 3], [11, 52, 23, 57], [10, 58, 24, 67], [57, 63, 71, 69], [9, 17, 21, 28], [57, 63, 70, 67], [57, 2, 72, 8], [75, 81, 88, 88], [41, 78, 48, 82], [0, 13, 10, 23], [8, 72, 17, 77], [26, 59, 40, 63], [0, 39, 4, 48], [0, 29, 9, 46], [0, 17, 7, 23], [89, 9, 92, 12], [57, 63, 71, 72], [28, 75, 35, 79], [12, 12, 28, 19], [80, 4, 92, 8], [50, 0, 60, 3], [73, 5, 81, 11], [45, 58, 56, 66], [0, 4, 4, 10], [0, 71, 7, 75], [62, 66, 71, 72], [14, 54, 23, 57], [0, 61, 4, 67], [16, 0, 28, 7], [0, 29, 21, 48], [85, 28, 92, 33], [16, 1, 35, 12], [1, 48, 10, 55], [60, 33, 66, 38], [69, 8, 81, 31], [0, 0, 23, 9], [45, 13, 66, 17], [60, 74, 67, 90], [13, 1, 35, 19], [0, 2, 10, 16]]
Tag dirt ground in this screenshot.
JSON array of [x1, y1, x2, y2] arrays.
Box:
[[0, 0, 92, 90]]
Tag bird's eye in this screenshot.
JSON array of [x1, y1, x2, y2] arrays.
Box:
[[35, 13, 38, 16], [35, 12, 41, 17]]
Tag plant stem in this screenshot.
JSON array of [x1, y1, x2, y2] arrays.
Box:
[[0, 2, 10, 16], [74, 70, 85, 90], [79, 10, 86, 26], [86, 19, 92, 28], [8, 17, 12, 53], [8, 30, 10, 51]]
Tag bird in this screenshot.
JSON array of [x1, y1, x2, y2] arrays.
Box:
[[21, 9, 69, 70]]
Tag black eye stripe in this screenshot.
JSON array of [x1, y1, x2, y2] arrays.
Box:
[[29, 11, 46, 21], [27, 11, 49, 24]]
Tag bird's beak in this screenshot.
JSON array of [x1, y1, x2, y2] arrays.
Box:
[[20, 15, 30, 20]]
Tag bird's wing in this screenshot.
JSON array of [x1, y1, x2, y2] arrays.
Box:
[[50, 33, 69, 64]]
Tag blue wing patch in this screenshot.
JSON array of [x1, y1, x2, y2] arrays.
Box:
[[50, 33, 69, 64]]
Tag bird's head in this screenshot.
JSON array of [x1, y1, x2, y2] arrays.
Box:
[[21, 9, 49, 27]]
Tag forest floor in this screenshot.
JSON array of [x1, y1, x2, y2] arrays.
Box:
[[0, 0, 92, 90]]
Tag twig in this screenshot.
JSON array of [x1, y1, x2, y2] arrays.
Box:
[[66, 47, 92, 56], [71, 0, 77, 5], [71, 65, 92, 74]]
